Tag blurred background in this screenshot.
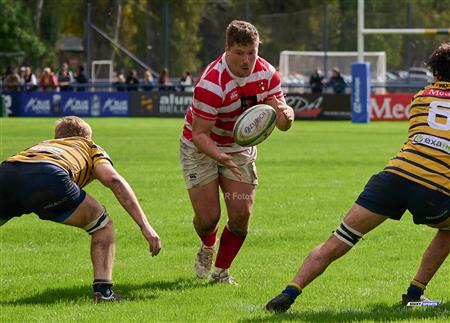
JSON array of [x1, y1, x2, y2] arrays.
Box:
[[1, 0, 449, 82]]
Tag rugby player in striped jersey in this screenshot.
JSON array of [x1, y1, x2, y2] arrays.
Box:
[[266, 41, 450, 312], [180, 20, 294, 284], [0, 116, 161, 302]]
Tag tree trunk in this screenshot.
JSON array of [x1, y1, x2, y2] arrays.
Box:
[[35, 0, 44, 36]]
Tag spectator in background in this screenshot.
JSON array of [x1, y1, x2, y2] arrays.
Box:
[[39, 67, 58, 92], [74, 65, 88, 92], [113, 71, 126, 92], [309, 68, 324, 93], [142, 70, 155, 91], [57, 62, 74, 91], [23, 66, 38, 91], [125, 69, 140, 91], [179, 70, 194, 93], [158, 68, 172, 91], [4, 66, 21, 92], [325, 67, 346, 94]]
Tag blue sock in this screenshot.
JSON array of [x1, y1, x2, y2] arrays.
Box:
[[93, 279, 113, 297], [407, 284, 424, 300], [282, 285, 301, 300]]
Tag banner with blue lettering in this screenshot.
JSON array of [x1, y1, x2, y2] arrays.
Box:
[[60, 92, 91, 116], [17, 92, 129, 117], [21, 92, 54, 116], [351, 63, 371, 123], [96, 92, 129, 116]]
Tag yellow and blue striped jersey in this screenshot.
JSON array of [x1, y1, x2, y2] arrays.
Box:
[[5, 137, 112, 188], [385, 81, 450, 195]]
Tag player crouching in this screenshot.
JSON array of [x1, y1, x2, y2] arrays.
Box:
[[0, 116, 161, 302]]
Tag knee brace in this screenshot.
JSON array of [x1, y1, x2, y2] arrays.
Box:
[[83, 207, 110, 235], [333, 222, 363, 247]]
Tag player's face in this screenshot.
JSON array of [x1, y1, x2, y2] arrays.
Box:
[[226, 42, 258, 77]]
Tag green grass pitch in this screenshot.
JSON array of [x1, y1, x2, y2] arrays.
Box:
[[0, 118, 448, 322]]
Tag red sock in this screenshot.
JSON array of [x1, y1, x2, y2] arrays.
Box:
[[215, 226, 246, 269], [199, 227, 218, 247]]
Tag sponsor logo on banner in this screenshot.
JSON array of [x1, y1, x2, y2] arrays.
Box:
[[63, 98, 89, 115], [103, 98, 128, 115], [370, 94, 413, 120], [140, 95, 154, 112], [285, 95, 323, 117], [412, 134, 450, 154], [91, 95, 101, 116], [1, 94, 12, 115], [353, 77, 362, 113], [422, 88, 450, 98], [25, 97, 51, 114], [159, 93, 192, 114]]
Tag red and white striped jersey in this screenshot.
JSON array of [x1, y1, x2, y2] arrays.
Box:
[[181, 53, 283, 153]]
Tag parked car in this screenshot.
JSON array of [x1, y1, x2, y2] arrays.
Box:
[[407, 67, 433, 82]]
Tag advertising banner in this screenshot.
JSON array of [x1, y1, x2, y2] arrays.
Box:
[[1, 92, 21, 116], [370, 93, 414, 121], [285, 93, 351, 120], [60, 92, 91, 116], [20, 92, 55, 116], [3, 91, 415, 121], [15, 92, 129, 117], [95, 92, 129, 116], [130, 91, 192, 117]]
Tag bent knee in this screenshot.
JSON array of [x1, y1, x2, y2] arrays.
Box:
[[194, 213, 220, 233]]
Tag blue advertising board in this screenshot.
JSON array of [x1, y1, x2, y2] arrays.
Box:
[[15, 92, 129, 117], [60, 92, 91, 116], [20, 92, 55, 116], [351, 62, 371, 123], [96, 92, 129, 116]]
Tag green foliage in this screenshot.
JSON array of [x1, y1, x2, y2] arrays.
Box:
[[1, 0, 449, 77], [0, 118, 449, 322], [0, 0, 46, 68], [167, 0, 204, 76]]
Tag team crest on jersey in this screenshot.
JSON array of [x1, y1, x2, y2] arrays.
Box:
[[230, 91, 239, 100]]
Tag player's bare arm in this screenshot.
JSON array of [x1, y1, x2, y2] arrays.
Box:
[[265, 96, 294, 131], [191, 114, 242, 180], [94, 162, 161, 256]]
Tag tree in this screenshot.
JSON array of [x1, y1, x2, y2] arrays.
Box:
[[0, 0, 46, 71]]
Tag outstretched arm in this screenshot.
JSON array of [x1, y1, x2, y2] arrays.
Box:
[[94, 162, 161, 256]]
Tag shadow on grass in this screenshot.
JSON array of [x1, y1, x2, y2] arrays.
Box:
[[0, 277, 208, 305], [240, 302, 450, 322]]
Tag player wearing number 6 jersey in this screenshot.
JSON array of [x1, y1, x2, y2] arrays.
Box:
[[266, 41, 450, 312]]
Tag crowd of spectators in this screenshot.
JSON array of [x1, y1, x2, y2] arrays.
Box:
[[2, 63, 349, 94], [0, 63, 196, 93]]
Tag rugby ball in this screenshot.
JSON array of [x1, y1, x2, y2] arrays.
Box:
[[233, 104, 277, 147]]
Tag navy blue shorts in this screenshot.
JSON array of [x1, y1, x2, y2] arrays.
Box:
[[0, 162, 86, 222], [356, 171, 450, 225]]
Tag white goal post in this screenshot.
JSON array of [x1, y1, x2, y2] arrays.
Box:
[[91, 60, 113, 91], [279, 51, 386, 84]]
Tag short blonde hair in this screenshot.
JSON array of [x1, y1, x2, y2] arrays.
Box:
[[54, 116, 92, 139]]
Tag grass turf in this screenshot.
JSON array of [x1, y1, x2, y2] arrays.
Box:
[[0, 118, 448, 322]]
